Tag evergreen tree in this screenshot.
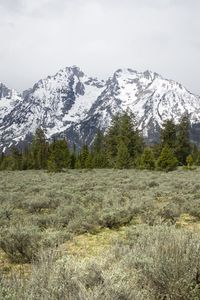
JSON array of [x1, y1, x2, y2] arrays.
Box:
[[160, 119, 177, 150], [152, 143, 162, 161], [194, 150, 200, 166], [141, 148, 155, 170], [0, 156, 13, 170], [47, 139, 70, 172], [191, 144, 199, 165], [92, 130, 107, 168], [70, 144, 77, 169], [21, 146, 32, 170], [10, 146, 22, 170], [78, 144, 90, 169], [85, 152, 94, 169], [118, 111, 143, 159], [157, 145, 178, 171], [104, 114, 121, 166], [0, 151, 4, 162], [176, 114, 191, 165], [0, 152, 5, 169], [116, 142, 131, 169], [92, 151, 108, 168], [104, 111, 143, 167], [74, 155, 81, 169], [31, 128, 49, 169], [93, 130, 104, 153], [0, 147, 22, 170]]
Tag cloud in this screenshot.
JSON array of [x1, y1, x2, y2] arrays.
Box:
[[0, 0, 200, 95], [0, 0, 69, 16], [0, 0, 23, 12]]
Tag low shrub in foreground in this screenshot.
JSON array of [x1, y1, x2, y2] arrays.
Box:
[[0, 225, 42, 263], [124, 225, 200, 300], [1, 226, 200, 300]]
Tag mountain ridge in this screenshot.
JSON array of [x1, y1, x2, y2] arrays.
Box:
[[0, 66, 200, 151]]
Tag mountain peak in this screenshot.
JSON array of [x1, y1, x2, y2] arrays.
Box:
[[143, 70, 161, 80], [57, 65, 85, 78], [114, 68, 139, 77]]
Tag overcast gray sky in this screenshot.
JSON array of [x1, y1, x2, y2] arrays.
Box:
[[0, 0, 200, 94]]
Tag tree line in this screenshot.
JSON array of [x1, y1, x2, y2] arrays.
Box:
[[0, 112, 199, 172]]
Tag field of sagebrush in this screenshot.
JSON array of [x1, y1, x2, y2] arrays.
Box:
[[1, 169, 200, 299]]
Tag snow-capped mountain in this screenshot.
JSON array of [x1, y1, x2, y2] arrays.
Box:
[[0, 66, 200, 150], [0, 66, 105, 149], [79, 69, 200, 144]]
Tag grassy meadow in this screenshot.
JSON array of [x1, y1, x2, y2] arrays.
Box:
[[1, 168, 200, 299]]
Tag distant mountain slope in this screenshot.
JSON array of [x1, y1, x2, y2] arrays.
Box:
[[0, 66, 200, 150]]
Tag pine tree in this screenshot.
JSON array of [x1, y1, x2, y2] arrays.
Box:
[[21, 145, 32, 170], [47, 139, 70, 172], [93, 152, 108, 168], [0, 152, 4, 169], [141, 148, 155, 170], [104, 111, 143, 167], [116, 142, 131, 169], [79, 144, 90, 168], [157, 145, 178, 171], [31, 128, 49, 169], [191, 145, 200, 166], [93, 130, 104, 153], [0, 156, 13, 170], [75, 155, 81, 169], [152, 143, 162, 161], [104, 114, 121, 166], [0, 147, 22, 170], [85, 153, 94, 169], [160, 119, 177, 150], [70, 144, 77, 169], [191, 144, 199, 165], [118, 111, 143, 159], [176, 114, 191, 165], [92, 130, 107, 168], [10, 146, 22, 170]]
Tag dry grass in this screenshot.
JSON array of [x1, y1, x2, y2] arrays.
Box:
[[62, 226, 127, 258]]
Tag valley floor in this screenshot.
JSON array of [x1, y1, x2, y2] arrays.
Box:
[[1, 169, 200, 299]]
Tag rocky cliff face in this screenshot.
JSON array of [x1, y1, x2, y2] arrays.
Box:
[[0, 66, 200, 150]]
